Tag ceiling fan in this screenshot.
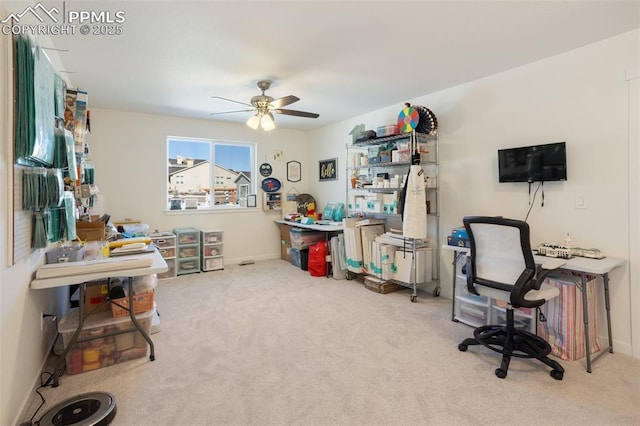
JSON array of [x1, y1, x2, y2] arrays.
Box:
[[211, 80, 319, 130]]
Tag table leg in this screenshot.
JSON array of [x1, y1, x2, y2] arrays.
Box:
[[603, 273, 614, 353], [126, 277, 155, 361], [53, 283, 87, 387], [451, 252, 464, 321], [325, 231, 331, 278], [581, 271, 593, 373]]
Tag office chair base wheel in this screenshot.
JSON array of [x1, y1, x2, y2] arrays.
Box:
[[432, 287, 440, 297], [550, 369, 564, 380], [458, 343, 468, 352], [495, 368, 507, 379], [410, 295, 417, 303]]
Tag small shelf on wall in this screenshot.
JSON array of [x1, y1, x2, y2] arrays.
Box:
[[263, 192, 282, 212]]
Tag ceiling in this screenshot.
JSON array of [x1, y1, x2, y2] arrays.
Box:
[[8, 0, 640, 131]]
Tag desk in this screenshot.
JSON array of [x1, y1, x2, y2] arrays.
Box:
[[31, 249, 168, 385], [275, 220, 343, 277], [442, 245, 625, 373], [274, 219, 343, 233]]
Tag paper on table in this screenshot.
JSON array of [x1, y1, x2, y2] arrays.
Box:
[[35, 255, 153, 279]]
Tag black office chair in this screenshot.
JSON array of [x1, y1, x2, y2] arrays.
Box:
[[458, 216, 565, 380]]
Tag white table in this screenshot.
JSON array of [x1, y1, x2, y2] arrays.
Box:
[[31, 249, 168, 386], [442, 244, 625, 373], [274, 219, 343, 233]]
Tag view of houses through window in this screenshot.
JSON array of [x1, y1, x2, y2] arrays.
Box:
[[167, 137, 256, 210]]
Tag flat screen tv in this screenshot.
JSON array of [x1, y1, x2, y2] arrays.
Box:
[[498, 142, 567, 183]]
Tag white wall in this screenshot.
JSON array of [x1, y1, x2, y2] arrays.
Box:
[[628, 30, 640, 358], [310, 30, 639, 357], [0, 6, 67, 425], [86, 109, 311, 264]]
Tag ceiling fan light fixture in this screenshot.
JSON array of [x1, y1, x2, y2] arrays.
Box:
[[212, 79, 318, 129], [261, 112, 275, 131], [246, 114, 261, 130]]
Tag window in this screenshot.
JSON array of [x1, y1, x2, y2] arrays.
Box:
[[167, 137, 256, 210]]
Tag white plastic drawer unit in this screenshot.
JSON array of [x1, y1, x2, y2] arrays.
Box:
[[203, 245, 223, 257], [157, 258, 176, 280], [200, 229, 224, 272], [177, 259, 200, 274], [150, 232, 176, 249], [178, 247, 198, 259], [202, 230, 223, 244], [204, 257, 224, 271], [176, 231, 199, 245], [173, 228, 202, 275], [157, 247, 176, 259]]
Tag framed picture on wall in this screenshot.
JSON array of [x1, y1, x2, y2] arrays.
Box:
[[319, 158, 338, 181], [287, 161, 301, 182], [247, 194, 257, 208]]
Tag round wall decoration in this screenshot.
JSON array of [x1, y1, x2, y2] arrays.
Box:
[[261, 177, 281, 193], [259, 163, 273, 177]]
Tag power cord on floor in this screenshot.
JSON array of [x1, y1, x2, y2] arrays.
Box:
[[20, 369, 59, 426], [20, 316, 65, 426]]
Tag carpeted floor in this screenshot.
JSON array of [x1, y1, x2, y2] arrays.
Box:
[[24, 259, 640, 425]]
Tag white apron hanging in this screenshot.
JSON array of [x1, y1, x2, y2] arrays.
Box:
[[402, 164, 427, 239]]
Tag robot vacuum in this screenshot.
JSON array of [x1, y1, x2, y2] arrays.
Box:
[[39, 392, 116, 426]]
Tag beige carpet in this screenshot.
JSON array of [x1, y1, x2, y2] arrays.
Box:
[[25, 259, 640, 425]]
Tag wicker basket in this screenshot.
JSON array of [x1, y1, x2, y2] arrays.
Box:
[[110, 292, 154, 318]]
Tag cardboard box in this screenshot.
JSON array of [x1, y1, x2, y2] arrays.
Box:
[[364, 276, 404, 294], [71, 280, 110, 315], [76, 221, 105, 241], [279, 223, 292, 243], [281, 240, 291, 262]]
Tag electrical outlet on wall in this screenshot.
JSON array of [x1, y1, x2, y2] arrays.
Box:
[[575, 195, 587, 209]]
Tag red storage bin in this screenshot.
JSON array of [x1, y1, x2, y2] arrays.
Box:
[[308, 241, 327, 277]]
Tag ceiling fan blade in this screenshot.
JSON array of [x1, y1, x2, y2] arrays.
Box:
[[210, 109, 254, 116], [270, 95, 299, 108], [211, 96, 252, 107], [274, 108, 319, 119]]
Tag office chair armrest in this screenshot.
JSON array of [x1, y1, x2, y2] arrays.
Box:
[[465, 256, 481, 296], [511, 267, 540, 308], [541, 258, 567, 271], [532, 258, 566, 289]]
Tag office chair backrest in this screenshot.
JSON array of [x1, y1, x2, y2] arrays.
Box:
[[463, 216, 536, 297]]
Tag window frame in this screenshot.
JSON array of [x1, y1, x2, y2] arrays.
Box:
[[166, 136, 257, 212]]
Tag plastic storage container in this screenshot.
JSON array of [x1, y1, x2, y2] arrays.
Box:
[[45, 245, 85, 264], [173, 228, 201, 275], [150, 232, 177, 280], [58, 308, 153, 375], [149, 232, 176, 249], [201, 229, 224, 272], [289, 228, 324, 250], [376, 124, 399, 137], [158, 258, 176, 280], [290, 248, 309, 270]]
